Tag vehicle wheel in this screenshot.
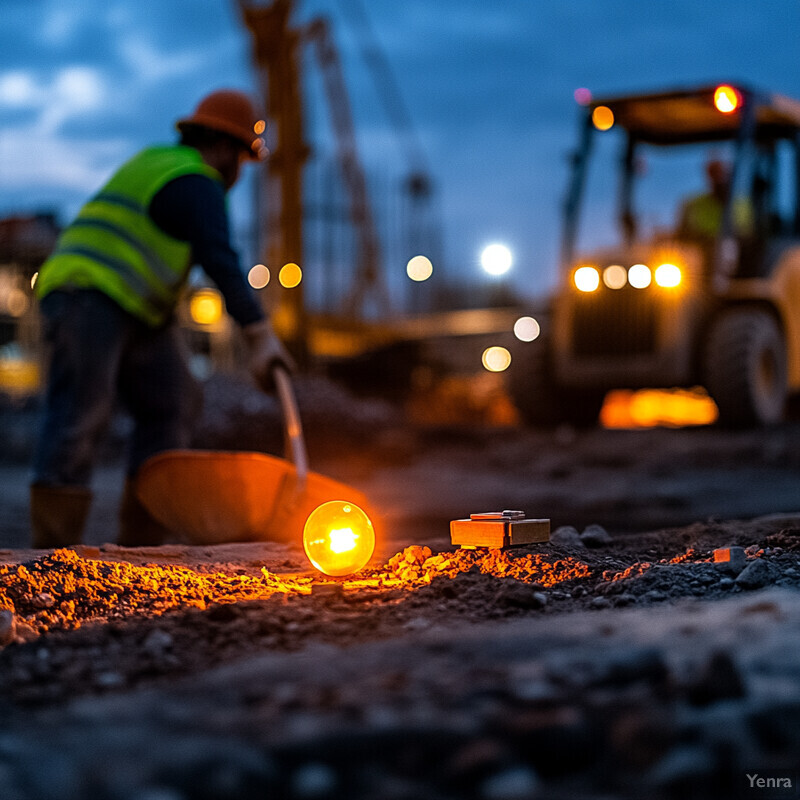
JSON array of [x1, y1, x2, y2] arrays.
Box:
[[704, 308, 787, 427], [508, 337, 605, 427]]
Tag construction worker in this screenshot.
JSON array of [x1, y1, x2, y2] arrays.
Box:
[[31, 89, 293, 548], [677, 158, 754, 241]]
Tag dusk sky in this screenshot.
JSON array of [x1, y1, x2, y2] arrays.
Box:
[[2, 0, 800, 302]]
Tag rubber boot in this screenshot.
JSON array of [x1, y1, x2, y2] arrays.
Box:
[[30, 484, 92, 549], [117, 479, 172, 547]]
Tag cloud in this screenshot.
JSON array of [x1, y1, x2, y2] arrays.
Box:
[[4, 0, 800, 296]]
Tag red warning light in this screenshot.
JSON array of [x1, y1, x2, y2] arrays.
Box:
[[714, 85, 741, 114]]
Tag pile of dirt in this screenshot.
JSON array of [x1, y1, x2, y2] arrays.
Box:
[[2, 515, 800, 711]]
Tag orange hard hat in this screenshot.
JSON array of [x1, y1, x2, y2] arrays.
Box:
[[177, 89, 266, 160]]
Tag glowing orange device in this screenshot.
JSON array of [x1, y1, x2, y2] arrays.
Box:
[[303, 500, 375, 577]]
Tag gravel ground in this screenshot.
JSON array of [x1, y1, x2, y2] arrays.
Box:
[[2, 377, 800, 798]]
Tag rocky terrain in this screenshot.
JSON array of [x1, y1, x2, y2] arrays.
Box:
[[1, 375, 800, 798]]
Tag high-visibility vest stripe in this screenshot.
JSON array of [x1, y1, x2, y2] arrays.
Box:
[[92, 191, 148, 215], [36, 145, 222, 327], [53, 245, 172, 320], [67, 217, 182, 292]]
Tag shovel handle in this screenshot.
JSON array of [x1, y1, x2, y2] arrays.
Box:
[[273, 365, 309, 484]]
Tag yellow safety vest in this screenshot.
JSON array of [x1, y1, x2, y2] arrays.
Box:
[[680, 193, 754, 239], [36, 145, 222, 327]]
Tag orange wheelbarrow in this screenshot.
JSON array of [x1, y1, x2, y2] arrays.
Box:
[[135, 368, 372, 545]]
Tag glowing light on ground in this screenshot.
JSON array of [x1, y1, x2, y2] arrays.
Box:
[[480, 244, 513, 276], [513, 316, 541, 342], [303, 501, 375, 577], [328, 527, 358, 554]]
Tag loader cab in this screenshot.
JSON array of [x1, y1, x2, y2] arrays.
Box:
[[563, 84, 800, 284], [509, 84, 800, 428]]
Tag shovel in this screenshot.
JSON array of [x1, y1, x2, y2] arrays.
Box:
[[135, 366, 372, 545]]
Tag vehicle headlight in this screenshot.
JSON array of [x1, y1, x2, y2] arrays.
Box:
[[603, 264, 627, 289], [574, 266, 600, 292], [628, 263, 652, 289], [654, 263, 681, 288]]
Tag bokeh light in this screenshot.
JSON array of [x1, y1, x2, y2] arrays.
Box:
[[603, 264, 628, 290], [480, 243, 513, 276], [513, 316, 541, 342], [574, 265, 600, 292], [714, 84, 741, 114], [406, 255, 433, 282], [279, 262, 302, 288], [592, 105, 614, 131], [303, 500, 375, 577], [189, 289, 224, 326], [248, 263, 270, 289], [6, 289, 29, 317], [481, 346, 511, 372], [574, 87, 592, 105], [655, 263, 682, 288], [628, 263, 652, 289]]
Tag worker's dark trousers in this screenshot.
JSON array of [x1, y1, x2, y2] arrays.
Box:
[[32, 289, 201, 488]]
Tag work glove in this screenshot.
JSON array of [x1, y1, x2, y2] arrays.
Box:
[[242, 319, 296, 392]]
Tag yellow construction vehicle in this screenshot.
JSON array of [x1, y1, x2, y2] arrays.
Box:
[[509, 83, 800, 427]]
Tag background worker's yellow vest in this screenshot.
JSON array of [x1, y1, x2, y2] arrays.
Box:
[[36, 146, 222, 327]]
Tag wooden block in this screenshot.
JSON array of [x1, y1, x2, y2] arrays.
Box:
[[450, 518, 507, 548], [450, 516, 551, 548], [508, 518, 550, 545]]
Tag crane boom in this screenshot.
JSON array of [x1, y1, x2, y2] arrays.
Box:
[[334, 0, 431, 197], [236, 0, 310, 358], [305, 16, 390, 316]]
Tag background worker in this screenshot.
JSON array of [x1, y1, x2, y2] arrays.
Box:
[[31, 89, 293, 548], [677, 157, 754, 241]]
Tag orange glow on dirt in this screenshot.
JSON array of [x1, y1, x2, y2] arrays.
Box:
[[382, 545, 591, 588], [0, 549, 306, 635], [0, 544, 596, 638], [600, 388, 719, 429]]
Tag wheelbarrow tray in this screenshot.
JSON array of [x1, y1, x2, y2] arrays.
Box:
[[134, 367, 372, 546], [136, 449, 369, 545]]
